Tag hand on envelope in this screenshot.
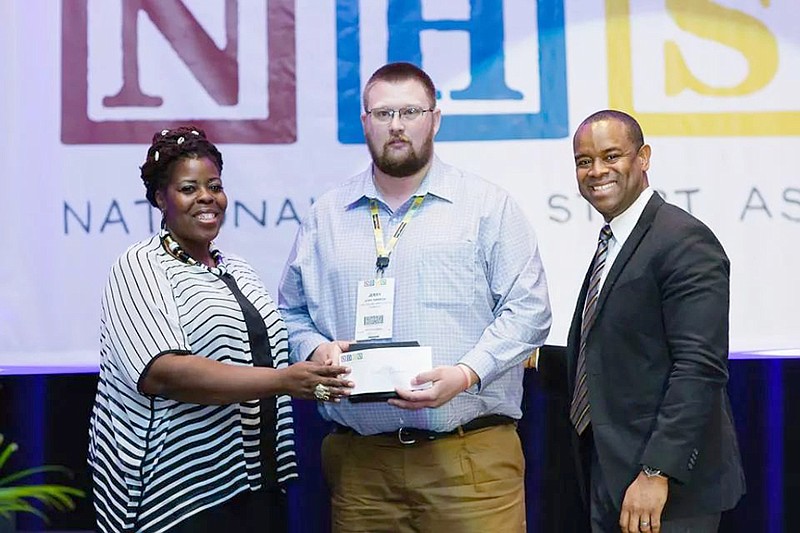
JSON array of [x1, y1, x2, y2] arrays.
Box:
[[389, 365, 478, 410], [309, 340, 351, 365]]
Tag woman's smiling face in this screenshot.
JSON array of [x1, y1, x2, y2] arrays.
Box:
[[156, 156, 227, 260]]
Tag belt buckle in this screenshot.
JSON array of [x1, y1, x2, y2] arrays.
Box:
[[397, 427, 416, 445]]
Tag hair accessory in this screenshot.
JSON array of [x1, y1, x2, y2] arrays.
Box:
[[177, 136, 185, 145], [154, 150, 159, 161], [191, 130, 200, 135], [161, 129, 169, 136]]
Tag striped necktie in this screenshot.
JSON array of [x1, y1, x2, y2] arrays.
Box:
[[570, 224, 613, 435]]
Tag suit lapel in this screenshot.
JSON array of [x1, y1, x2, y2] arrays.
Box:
[[567, 193, 665, 384], [592, 193, 664, 323]]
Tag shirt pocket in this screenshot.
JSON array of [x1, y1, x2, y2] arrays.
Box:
[[416, 242, 477, 308]]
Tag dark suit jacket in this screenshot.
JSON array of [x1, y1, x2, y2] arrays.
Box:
[[544, 192, 745, 520]]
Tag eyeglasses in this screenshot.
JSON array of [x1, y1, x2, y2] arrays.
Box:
[[366, 106, 435, 123]]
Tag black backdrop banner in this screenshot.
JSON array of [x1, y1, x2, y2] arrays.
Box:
[[0, 353, 795, 532]]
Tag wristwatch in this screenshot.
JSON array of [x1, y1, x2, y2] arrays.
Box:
[[642, 465, 666, 479]]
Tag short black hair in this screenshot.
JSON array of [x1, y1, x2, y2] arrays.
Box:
[[362, 62, 436, 111], [140, 126, 223, 207], [575, 109, 644, 149]]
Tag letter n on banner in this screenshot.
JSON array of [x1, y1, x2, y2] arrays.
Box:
[[61, 0, 297, 144], [336, 0, 568, 143]]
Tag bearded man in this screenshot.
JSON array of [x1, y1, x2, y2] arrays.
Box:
[[278, 62, 552, 532]]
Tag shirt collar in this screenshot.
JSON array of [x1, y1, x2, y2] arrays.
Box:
[[607, 187, 654, 246], [342, 155, 455, 208]]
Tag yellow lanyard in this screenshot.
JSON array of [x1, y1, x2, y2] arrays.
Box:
[[369, 195, 425, 274]]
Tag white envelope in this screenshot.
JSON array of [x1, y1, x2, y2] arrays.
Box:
[[340, 345, 432, 401]]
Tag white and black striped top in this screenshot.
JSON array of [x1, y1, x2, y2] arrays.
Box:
[[88, 235, 297, 533]]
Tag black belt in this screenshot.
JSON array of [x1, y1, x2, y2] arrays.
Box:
[[331, 414, 515, 445]]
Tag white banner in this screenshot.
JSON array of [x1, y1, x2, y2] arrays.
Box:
[[1, 0, 798, 370]]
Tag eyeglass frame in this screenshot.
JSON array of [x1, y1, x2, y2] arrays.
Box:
[[365, 106, 436, 123]]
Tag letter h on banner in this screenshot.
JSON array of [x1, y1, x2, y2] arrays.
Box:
[[336, 0, 568, 143], [61, 0, 297, 144]]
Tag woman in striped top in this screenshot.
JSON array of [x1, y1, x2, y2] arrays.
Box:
[[88, 127, 353, 533]]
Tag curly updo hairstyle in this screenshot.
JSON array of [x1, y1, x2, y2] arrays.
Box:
[[140, 126, 224, 207]]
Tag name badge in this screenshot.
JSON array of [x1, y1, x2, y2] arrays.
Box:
[[354, 277, 395, 341]]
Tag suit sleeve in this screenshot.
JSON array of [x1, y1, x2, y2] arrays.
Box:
[[640, 222, 730, 484]]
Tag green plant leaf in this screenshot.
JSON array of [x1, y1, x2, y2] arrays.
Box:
[[0, 498, 47, 521], [0, 465, 74, 487], [0, 440, 18, 471], [0, 434, 85, 522]]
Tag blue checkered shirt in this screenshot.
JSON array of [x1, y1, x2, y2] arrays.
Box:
[[278, 156, 551, 434]]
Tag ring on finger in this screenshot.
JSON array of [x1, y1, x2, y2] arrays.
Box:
[[313, 383, 331, 401], [640, 520, 650, 528]]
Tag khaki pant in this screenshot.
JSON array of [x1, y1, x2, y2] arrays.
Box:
[[322, 423, 526, 533]]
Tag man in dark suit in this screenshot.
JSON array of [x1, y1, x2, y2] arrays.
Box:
[[539, 110, 745, 532]]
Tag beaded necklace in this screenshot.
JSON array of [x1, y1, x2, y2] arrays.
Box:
[[159, 227, 224, 273]]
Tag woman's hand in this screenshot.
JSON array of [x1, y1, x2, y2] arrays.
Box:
[[280, 361, 354, 401]]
